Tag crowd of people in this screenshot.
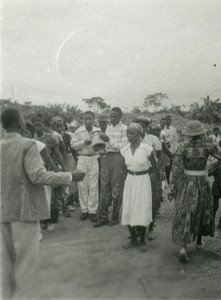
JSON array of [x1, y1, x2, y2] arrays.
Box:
[[1, 106, 221, 298]]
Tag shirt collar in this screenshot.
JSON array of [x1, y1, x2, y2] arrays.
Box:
[[111, 121, 123, 128]]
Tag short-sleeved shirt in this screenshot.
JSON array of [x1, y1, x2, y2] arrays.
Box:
[[143, 134, 162, 151], [121, 142, 153, 172]]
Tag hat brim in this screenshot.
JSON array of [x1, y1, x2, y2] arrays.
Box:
[[182, 128, 207, 136]]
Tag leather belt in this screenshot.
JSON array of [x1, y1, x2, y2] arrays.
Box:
[[184, 170, 207, 176], [127, 169, 149, 176], [79, 154, 95, 157]]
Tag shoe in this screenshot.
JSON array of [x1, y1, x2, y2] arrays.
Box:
[[147, 230, 155, 241], [90, 214, 97, 223], [196, 241, 204, 250], [80, 213, 89, 221], [179, 247, 188, 263], [68, 205, 75, 212], [123, 240, 138, 249], [109, 220, 119, 226], [63, 208, 71, 218], [139, 241, 147, 252], [93, 220, 109, 227], [47, 224, 56, 231]]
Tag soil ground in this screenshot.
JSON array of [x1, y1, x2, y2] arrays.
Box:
[[22, 196, 221, 300]]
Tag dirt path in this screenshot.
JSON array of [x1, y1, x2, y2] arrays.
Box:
[[24, 198, 221, 299]]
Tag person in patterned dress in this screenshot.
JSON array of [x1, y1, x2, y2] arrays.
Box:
[[169, 120, 218, 263]]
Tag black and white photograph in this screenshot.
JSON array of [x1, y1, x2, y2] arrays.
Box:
[[0, 0, 221, 299]]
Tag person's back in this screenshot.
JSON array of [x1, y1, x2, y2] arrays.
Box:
[[1, 133, 50, 222]]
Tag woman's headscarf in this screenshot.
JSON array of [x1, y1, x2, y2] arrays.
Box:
[[128, 123, 144, 136], [50, 116, 63, 128]]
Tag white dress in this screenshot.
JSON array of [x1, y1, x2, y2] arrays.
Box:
[[120, 143, 153, 227]]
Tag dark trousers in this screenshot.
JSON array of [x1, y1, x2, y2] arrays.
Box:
[[213, 196, 220, 220], [97, 152, 127, 222]]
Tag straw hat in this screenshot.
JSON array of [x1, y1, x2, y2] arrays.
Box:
[[182, 120, 206, 136]]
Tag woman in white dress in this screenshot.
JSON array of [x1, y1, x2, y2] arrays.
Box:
[[121, 123, 160, 252]]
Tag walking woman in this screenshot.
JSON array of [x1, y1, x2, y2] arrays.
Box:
[[121, 123, 160, 252], [169, 120, 217, 263]]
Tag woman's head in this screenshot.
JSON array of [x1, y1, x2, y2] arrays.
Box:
[[32, 117, 45, 136], [24, 121, 35, 138], [50, 116, 64, 134], [126, 123, 143, 144]]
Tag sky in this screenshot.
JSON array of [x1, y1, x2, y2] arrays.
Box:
[[1, 0, 221, 110]]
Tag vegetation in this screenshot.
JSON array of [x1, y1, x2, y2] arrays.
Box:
[[1, 94, 220, 129]]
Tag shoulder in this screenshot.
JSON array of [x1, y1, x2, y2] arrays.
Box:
[[140, 142, 153, 155], [34, 139, 46, 152]]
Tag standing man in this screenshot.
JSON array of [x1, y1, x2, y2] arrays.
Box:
[[94, 107, 128, 227], [70, 111, 99, 222], [98, 113, 109, 133], [163, 115, 178, 183], [163, 115, 178, 153], [0, 108, 85, 299]]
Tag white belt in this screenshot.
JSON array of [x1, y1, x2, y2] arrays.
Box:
[[184, 170, 207, 176]]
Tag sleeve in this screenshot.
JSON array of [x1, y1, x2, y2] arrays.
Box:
[[24, 142, 72, 186], [145, 144, 153, 158], [70, 130, 85, 151], [170, 144, 185, 185], [152, 136, 162, 151], [35, 140, 46, 153], [120, 145, 128, 158]]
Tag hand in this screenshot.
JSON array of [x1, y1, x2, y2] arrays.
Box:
[[167, 189, 175, 201], [71, 170, 86, 182], [84, 139, 91, 145], [99, 133, 109, 142]]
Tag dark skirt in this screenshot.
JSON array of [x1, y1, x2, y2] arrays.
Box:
[[172, 174, 214, 245]]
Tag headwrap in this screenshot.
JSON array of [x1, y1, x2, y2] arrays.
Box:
[[50, 116, 63, 128], [128, 123, 144, 136]]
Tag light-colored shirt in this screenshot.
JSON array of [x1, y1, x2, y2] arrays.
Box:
[[163, 125, 178, 153], [143, 134, 162, 151], [70, 126, 99, 155], [120, 143, 153, 172], [105, 121, 128, 152]]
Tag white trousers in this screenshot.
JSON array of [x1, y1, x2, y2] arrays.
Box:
[[1, 221, 40, 299], [77, 156, 99, 214]]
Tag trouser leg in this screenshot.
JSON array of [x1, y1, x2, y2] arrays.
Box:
[[111, 154, 127, 223], [77, 157, 89, 213], [165, 166, 171, 184], [88, 157, 99, 214], [213, 196, 219, 221], [97, 155, 111, 222], [1, 222, 16, 299]]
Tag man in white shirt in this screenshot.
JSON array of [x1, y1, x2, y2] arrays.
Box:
[[94, 107, 128, 227], [70, 111, 99, 222], [163, 115, 178, 184]]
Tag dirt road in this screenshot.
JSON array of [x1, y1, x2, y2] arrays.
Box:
[[24, 198, 221, 299]]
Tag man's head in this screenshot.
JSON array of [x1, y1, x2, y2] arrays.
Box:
[[160, 118, 166, 129], [1, 108, 26, 134], [84, 111, 94, 130], [110, 107, 122, 126], [98, 114, 109, 132], [165, 115, 172, 127], [213, 126, 220, 137]]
